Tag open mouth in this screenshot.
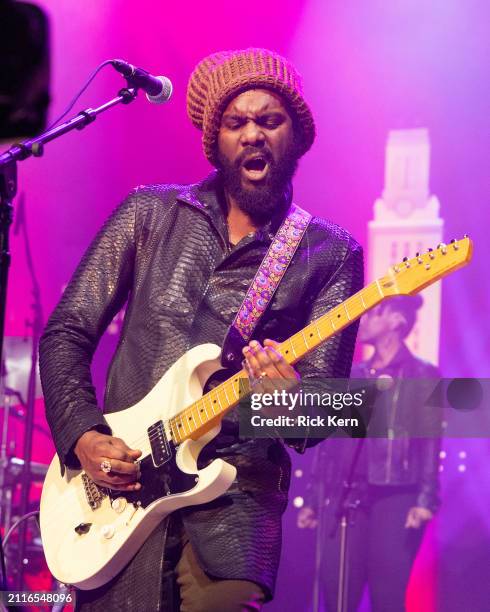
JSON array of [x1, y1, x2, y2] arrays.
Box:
[[241, 155, 270, 181]]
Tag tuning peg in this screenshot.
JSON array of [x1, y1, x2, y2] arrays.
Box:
[[393, 265, 400, 273], [450, 238, 456, 243], [417, 255, 423, 264], [428, 248, 435, 260], [464, 234, 469, 238], [437, 242, 448, 255], [402, 257, 408, 261]]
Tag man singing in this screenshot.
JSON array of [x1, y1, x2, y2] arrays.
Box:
[[40, 48, 363, 611]]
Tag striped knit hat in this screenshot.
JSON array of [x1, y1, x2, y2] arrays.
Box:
[[187, 48, 316, 166]]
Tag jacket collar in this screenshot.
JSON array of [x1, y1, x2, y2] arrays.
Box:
[[175, 170, 220, 212], [365, 342, 415, 375], [175, 170, 294, 244]]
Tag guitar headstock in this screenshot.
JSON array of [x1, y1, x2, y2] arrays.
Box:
[[379, 236, 473, 296]]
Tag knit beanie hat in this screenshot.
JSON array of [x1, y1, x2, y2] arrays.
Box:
[[187, 48, 316, 166]]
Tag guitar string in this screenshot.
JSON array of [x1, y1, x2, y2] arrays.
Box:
[[140, 283, 382, 447]]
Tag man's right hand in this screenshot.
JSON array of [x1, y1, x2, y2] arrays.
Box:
[[74, 430, 142, 491], [297, 506, 318, 529]]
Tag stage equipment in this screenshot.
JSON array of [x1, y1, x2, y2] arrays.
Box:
[[3, 336, 42, 405], [111, 60, 173, 104], [329, 440, 364, 612], [0, 340, 47, 591], [0, 1, 50, 140]]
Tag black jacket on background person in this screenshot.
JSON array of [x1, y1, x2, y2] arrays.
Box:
[[305, 344, 442, 515], [39, 171, 363, 610]]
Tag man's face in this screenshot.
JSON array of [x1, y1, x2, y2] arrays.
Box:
[[216, 88, 298, 222], [358, 305, 400, 345]]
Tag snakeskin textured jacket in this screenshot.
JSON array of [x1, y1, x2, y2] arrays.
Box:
[[39, 171, 363, 609]]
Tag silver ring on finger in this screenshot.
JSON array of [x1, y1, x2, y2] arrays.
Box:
[[100, 459, 112, 474]]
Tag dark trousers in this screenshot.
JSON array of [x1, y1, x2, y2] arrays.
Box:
[[319, 485, 425, 612], [161, 513, 265, 612], [76, 513, 265, 611]]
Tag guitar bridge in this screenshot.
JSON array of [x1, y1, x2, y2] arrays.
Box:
[[82, 473, 107, 510]]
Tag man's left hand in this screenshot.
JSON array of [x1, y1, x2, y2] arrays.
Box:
[[405, 506, 433, 529], [242, 339, 300, 395]]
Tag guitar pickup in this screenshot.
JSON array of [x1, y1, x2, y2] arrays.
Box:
[[82, 473, 107, 510], [148, 421, 171, 468]]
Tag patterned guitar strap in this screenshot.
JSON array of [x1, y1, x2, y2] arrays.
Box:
[[220, 204, 312, 368]]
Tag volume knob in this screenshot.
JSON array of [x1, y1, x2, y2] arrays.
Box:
[[111, 497, 127, 514], [101, 524, 115, 539]]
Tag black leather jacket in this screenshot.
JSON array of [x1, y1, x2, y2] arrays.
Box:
[[306, 345, 442, 514], [39, 171, 363, 608]]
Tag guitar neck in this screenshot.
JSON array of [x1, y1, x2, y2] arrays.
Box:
[[168, 280, 385, 445]]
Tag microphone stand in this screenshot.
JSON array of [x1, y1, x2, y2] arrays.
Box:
[[0, 85, 138, 590], [13, 193, 43, 590], [329, 438, 365, 612], [0, 84, 138, 358], [312, 476, 325, 612]]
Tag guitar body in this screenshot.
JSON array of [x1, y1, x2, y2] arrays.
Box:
[[39, 343, 237, 590]]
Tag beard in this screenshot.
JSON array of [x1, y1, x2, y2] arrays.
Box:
[[217, 145, 299, 225]]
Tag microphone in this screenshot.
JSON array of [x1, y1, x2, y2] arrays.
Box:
[[111, 59, 173, 104]]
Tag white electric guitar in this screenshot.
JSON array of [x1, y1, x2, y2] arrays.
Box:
[[39, 238, 472, 589]]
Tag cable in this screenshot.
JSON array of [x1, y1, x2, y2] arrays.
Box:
[[3, 510, 40, 550], [45, 59, 114, 131], [0, 533, 6, 592], [0, 510, 38, 595]]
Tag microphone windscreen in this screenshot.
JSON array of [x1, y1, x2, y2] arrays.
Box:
[[146, 77, 173, 105]]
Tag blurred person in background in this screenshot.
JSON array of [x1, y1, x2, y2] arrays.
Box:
[[298, 295, 442, 612]]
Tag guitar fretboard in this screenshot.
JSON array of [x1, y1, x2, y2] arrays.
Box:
[[167, 279, 387, 444]]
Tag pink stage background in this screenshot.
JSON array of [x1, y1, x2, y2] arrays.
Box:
[[4, 1, 489, 610]]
